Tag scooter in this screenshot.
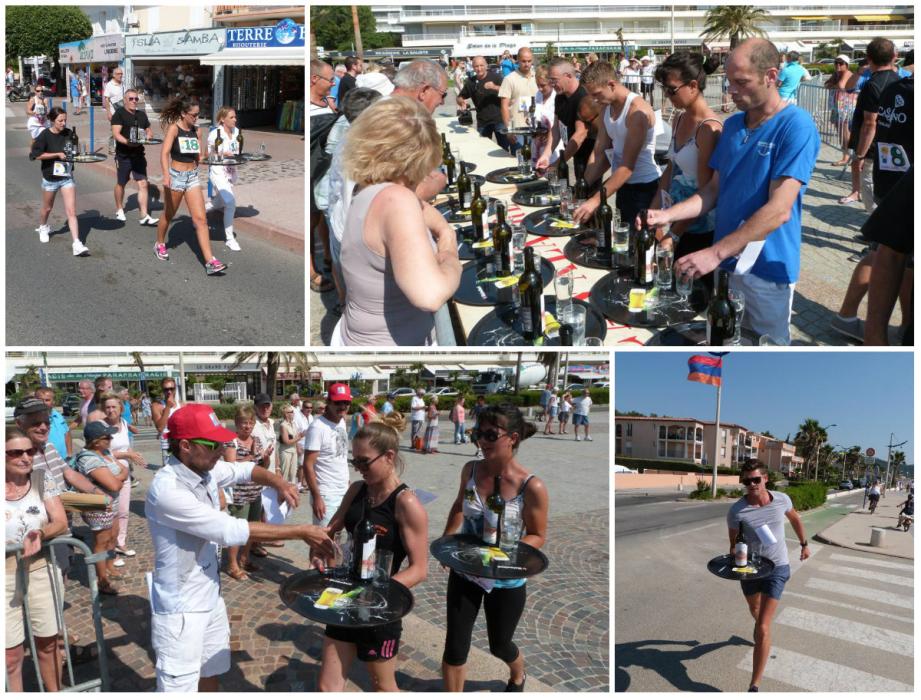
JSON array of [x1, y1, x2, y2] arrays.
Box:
[[7, 83, 30, 102]]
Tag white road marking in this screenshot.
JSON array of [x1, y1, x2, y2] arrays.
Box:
[[805, 578, 914, 609], [783, 591, 908, 622], [672, 504, 706, 511], [776, 607, 914, 656], [829, 552, 914, 572], [737, 646, 912, 692], [659, 522, 721, 539], [815, 563, 914, 588]]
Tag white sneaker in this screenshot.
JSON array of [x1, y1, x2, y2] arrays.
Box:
[[115, 209, 126, 222], [205, 199, 215, 213], [113, 557, 125, 568], [139, 214, 160, 225], [225, 236, 241, 251], [36, 224, 51, 243], [575, 435, 582, 442], [586, 436, 593, 441], [72, 240, 90, 256]]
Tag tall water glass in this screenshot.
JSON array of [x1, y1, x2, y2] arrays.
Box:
[[656, 247, 674, 291], [554, 268, 574, 314], [728, 289, 745, 345], [512, 226, 527, 274], [559, 184, 573, 220], [559, 304, 586, 345], [613, 223, 630, 254], [499, 510, 522, 551]]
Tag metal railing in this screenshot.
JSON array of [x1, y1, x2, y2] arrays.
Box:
[[797, 81, 849, 150], [6, 537, 110, 693]]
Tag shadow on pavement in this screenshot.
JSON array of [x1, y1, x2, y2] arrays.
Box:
[[615, 635, 752, 692]]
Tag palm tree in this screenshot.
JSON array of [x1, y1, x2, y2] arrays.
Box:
[[700, 6, 770, 51], [794, 418, 828, 481], [221, 352, 309, 399]]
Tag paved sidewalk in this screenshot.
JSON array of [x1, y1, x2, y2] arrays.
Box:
[[815, 495, 914, 559]]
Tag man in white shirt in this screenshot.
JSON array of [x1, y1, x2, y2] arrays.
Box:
[[289, 393, 312, 459], [251, 393, 278, 473], [410, 388, 427, 450], [572, 389, 593, 442], [145, 404, 332, 692], [303, 383, 351, 528], [103, 67, 126, 154]]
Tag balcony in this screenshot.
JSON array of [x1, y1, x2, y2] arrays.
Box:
[[212, 5, 304, 23]]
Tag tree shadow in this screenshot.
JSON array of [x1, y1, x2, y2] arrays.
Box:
[[615, 635, 752, 692]]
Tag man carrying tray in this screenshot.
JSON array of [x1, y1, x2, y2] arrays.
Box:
[[726, 459, 810, 692], [111, 87, 159, 226]]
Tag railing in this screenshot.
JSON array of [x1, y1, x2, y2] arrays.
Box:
[[192, 381, 248, 403], [797, 81, 849, 150]]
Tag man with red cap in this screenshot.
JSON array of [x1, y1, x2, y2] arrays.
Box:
[[302, 383, 351, 529], [145, 403, 334, 692]]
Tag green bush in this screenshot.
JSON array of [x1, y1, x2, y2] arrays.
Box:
[[783, 482, 827, 511], [615, 456, 738, 475]]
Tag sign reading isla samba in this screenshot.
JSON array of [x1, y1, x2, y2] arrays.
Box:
[[225, 18, 305, 49], [126, 28, 225, 57]]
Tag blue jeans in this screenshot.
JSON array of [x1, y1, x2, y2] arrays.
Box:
[[477, 122, 513, 153], [453, 420, 466, 443]]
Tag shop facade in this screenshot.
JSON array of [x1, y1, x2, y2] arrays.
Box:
[[58, 34, 126, 108]]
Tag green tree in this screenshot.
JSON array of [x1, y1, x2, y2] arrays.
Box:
[[6, 6, 92, 68], [221, 352, 309, 399], [205, 375, 229, 404], [309, 5, 399, 53], [17, 365, 42, 393], [794, 418, 828, 481], [699, 6, 770, 51]]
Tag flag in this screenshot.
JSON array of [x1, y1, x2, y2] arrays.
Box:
[[687, 354, 722, 387]]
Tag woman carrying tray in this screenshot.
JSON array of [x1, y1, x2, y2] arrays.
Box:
[[206, 106, 242, 252], [313, 415, 429, 692], [440, 403, 549, 692]]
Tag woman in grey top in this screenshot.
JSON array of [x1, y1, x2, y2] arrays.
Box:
[[334, 96, 461, 346]]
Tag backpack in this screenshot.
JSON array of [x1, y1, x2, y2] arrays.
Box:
[[310, 112, 339, 184]]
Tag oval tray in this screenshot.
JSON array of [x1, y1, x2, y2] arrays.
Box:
[[436, 196, 499, 225], [466, 296, 606, 346], [521, 207, 596, 239], [440, 174, 486, 195], [453, 256, 555, 307], [430, 533, 548, 580], [485, 167, 540, 185], [511, 182, 560, 208], [67, 154, 107, 163], [240, 152, 272, 161], [646, 321, 761, 347], [588, 272, 708, 328], [133, 137, 163, 145], [202, 156, 245, 166], [707, 553, 776, 581], [562, 231, 619, 271]]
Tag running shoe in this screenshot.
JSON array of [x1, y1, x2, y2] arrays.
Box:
[[113, 557, 125, 568], [72, 240, 90, 257], [586, 436, 593, 441], [139, 214, 160, 226], [154, 242, 169, 261], [830, 315, 864, 342], [205, 258, 227, 275], [115, 547, 136, 557], [115, 209, 127, 222], [225, 236, 241, 251], [36, 224, 51, 243]]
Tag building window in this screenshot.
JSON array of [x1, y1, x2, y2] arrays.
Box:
[[667, 425, 685, 440], [626, 423, 633, 437], [616, 424, 622, 438], [696, 427, 703, 442], [658, 425, 666, 439]]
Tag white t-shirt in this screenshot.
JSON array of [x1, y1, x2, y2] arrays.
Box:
[[410, 396, 426, 421], [573, 396, 592, 416], [103, 80, 125, 116], [304, 415, 349, 494], [6, 472, 60, 546], [252, 418, 277, 471], [292, 407, 313, 450], [109, 419, 132, 469]]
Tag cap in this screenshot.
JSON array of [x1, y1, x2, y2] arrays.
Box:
[[14, 397, 49, 418], [253, 393, 272, 406], [167, 404, 237, 443], [834, 55, 850, 63], [356, 72, 394, 96], [327, 383, 352, 402], [84, 420, 119, 442]]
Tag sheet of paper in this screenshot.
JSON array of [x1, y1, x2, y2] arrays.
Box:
[[756, 523, 778, 545], [261, 488, 291, 525]]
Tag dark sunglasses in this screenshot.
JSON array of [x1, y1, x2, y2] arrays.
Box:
[[189, 438, 223, 451], [349, 452, 386, 469], [127, 96, 139, 102], [741, 476, 763, 486], [472, 428, 509, 443], [7, 448, 39, 458], [163, 386, 176, 392], [660, 81, 689, 97]]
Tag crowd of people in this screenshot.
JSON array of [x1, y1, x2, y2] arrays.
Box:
[[25, 67, 246, 270]]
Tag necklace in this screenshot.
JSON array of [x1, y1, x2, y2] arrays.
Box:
[[6, 480, 30, 499], [367, 477, 400, 507], [742, 102, 786, 144]]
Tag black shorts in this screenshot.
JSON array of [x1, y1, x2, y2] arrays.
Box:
[[325, 621, 402, 662], [115, 152, 148, 185]]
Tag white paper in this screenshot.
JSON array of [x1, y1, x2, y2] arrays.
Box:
[[731, 219, 764, 275], [756, 523, 778, 545], [261, 488, 291, 524]]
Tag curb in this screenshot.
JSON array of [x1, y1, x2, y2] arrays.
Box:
[[813, 509, 914, 561]]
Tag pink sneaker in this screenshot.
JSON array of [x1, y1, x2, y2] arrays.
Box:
[[154, 243, 168, 261], [205, 258, 227, 275]]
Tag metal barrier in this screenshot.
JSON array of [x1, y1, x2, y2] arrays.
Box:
[[6, 537, 111, 692], [796, 81, 847, 149]]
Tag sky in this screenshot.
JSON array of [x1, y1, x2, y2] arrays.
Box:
[[615, 352, 914, 463]]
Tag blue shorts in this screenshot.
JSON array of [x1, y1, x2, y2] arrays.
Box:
[[168, 166, 200, 192], [42, 177, 75, 192], [740, 564, 790, 600], [573, 414, 589, 426]]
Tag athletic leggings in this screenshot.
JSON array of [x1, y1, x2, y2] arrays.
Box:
[[442, 570, 527, 666]]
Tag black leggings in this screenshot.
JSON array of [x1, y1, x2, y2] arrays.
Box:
[[442, 570, 527, 666]]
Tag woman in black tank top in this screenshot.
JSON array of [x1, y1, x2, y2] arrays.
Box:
[[154, 95, 227, 275], [313, 416, 429, 692]]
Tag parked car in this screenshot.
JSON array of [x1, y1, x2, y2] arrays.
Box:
[[839, 480, 854, 490], [592, 381, 610, 389], [430, 387, 458, 397], [564, 383, 586, 393], [61, 393, 82, 417], [388, 387, 416, 398], [614, 464, 637, 473]]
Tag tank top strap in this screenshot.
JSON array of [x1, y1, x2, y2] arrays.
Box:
[[516, 473, 535, 498], [693, 117, 722, 140]]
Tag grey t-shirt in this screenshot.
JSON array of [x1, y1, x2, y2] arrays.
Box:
[[726, 490, 793, 567]]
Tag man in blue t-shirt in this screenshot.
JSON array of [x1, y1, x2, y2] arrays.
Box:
[[777, 51, 809, 104], [647, 38, 819, 343]]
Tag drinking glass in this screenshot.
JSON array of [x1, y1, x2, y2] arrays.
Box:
[[259, 142, 267, 156], [511, 227, 527, 275], [559, 305, 586, 345], [728, 289, 745, 345], [613, 223, 630, 255], [656, 247, 674, 292], [547, 170, 559, 188], [332, 530, 351, 573], [373, 549, 393, 586], [559, 184, 573, 220], [584, 337, 604, 347], [675, 273, 694, 312], [554, 268, 574, 314], [499, 510, 522, 551]]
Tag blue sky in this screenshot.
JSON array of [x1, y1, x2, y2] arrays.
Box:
[[615, 352, 914, 463]]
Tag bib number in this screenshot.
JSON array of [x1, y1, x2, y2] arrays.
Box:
[[52, 161, 70, 177], [178, 137, 199, 155], [877, 142, 910, 173]]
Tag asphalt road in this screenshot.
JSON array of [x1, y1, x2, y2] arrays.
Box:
[[5, 112, 304, 345], [615, 491, 913, 692]]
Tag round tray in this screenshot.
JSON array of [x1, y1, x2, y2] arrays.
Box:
[[430, 534, 548, 580], [436, 196, 499, 224], [240, 152, 272, 161], [486, 166, 540, 185], [646, 321, 761, 346], [466, 296, 606, 346], [707, 553, 776, 581], [66, 154, 107, 163], [511, 182, 560, 208], [133, 137, 163, 145], [521, 207, 596, 239], [454, 225, 486, 260], [440, 174, 486, 195], [279, 568, 414, 629], [500, 126, 548, 138], [460, 161, 477, 174], [453, 256, 555, 307], [203, 156, 245, 166], [562, 231, 619, 271], [589, 273, 708, 328]]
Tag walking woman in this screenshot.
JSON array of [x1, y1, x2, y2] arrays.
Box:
[[450, 396, 467, 445], [26, 84, 49, 143], [206, 106, 242, 251], [315, 417, 429, 691], [423, 398, 440, 454], [543, 391, 558, 435], [154, 95, 227, 274], [558, 391, 573, 435], [29, 108, 89, 255], [6, 429, 68, 692], [441, 404, 549, 692], [824, 57, 857, 168], [278, 406, 300, 485]]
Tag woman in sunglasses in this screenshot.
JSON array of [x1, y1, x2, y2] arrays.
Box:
[[154, 95, 227, 275], [6, 429, 68, 691], [314, 415, 429, 691], [441, 403, 549, 692], [74, 421, 129, 595], [26, 83, 49, 143]]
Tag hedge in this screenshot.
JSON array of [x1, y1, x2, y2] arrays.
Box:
[[615, 456, 739, 476], [782, 482, 827, 511]]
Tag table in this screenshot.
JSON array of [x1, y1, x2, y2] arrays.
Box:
[[646, 322, 763, 346], [440, 174, 486, 195], [436, 196, 500, 224], [706, 554, 776, 581], [453, 256, 555, 307], [430, 534, 549, 579], [466, 296, 606, 346], [589, 274, 708, 328], [279, 569, 414, 628]]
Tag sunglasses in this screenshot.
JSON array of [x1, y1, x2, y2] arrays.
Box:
[[349, 452, 386, 469], [163, 387, 176, 392], [189, 438, 223, 451], [660, 81, 690, 97], [426, 84, 448, 99], [472, 428, 509, 443], [127, 97, 139, 102], [741, 476, 763, 486], [7, 448, 39, 458]]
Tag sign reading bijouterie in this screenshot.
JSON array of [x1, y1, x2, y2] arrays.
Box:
[[126, 28, 225, 57], [225, 18, 305, 49], [59, 34, 125, 64]]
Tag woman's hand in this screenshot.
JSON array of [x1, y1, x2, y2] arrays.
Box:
[[23, 530, 43, 557], [128, 451, 147, 467]]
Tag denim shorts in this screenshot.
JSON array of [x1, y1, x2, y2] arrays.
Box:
[[41, 176, 75, 193], [573, 414, 589, 426], [168, 167, 200, 192], [740, 564, 791, 600]]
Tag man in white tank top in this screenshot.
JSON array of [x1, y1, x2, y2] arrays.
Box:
[[572, 60, 662, 229]]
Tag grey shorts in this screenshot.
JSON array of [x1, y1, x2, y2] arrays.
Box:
[[168, 167, 200, 192]]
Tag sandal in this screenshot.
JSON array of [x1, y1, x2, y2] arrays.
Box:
[[838, 193, 861, 205], [831, 157, 851, 167], [226, 567, 249, 581], [243, 561, 260, 572], [98, 583, 119, 596], [310, 274, 334, 293]]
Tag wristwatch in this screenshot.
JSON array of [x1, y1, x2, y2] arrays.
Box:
[[800, 541, 808, 547]]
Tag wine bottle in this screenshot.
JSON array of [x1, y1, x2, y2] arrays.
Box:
[[734, 522, 748, 567], [444, 143, 456, 186], [518, 247, 544, 343], [351, 496, 377, 581], [557, 157, 570, 187], [492, 202, 513, 277], [71, 126, 79, 155], [598, 197, 613, 263], [528, 96, 536, 128], [236, 129, 243, 155], [520, 138, 532, 172], [456, 161, 472, 209], [706, 269, 737, 346], [483, 475, 505, 546], [441, 133, 449, 158], [471, 181, 489, 240], [575, 167, 588, 201], [559, 324, 574, 346], [214, 131, 223, 158], [633, 209, 655, 287]]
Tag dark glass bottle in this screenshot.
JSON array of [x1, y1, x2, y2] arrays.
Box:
[[444, 142, 456, 186], [351, 496, 377, 581], [633, 209, 656, 287], [559, 324, 574, 346], [518, 247, 544, 343], [733, 521, 748, 567], [492, 202, 513, 277], [557, 157, 569, 187], [456, 161, 472, 209], [236, 129, 243, 155], [470, 181, 488, 239], [597, 198, 613, 263], [706, 269, 737, 346], [483, 475, 505, 546], [520, 138, 532, 170]]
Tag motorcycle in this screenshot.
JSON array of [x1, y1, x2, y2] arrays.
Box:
[[7, 83, 30, 102]]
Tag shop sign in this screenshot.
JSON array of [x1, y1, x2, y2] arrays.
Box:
[[225, 18, 305, 49], [452, 35, 527, 57], [126, 28, 225, 57], [49, 370, 169, 381], [59, 34, 125, 64]]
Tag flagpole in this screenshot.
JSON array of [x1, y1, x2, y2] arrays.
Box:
[[712, 373, 723, 498]]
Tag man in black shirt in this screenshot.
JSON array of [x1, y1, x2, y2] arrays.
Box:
[[457, 56, 511, 152], [111, 87, 158, 225], [536, 57, 595, 177], [337, 56, 362, 109]]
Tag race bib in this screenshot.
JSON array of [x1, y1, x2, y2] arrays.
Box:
[[52, 161, 71, 177], [178, 137, 200, 155], [877, 142, 910, 173], [517, 97, 530, 114]]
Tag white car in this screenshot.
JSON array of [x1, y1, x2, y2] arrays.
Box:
[[430, 387, 458, 397], [614, 464, 637, 473], [592, 381, 610, 389], [389, 387, 416, 398]]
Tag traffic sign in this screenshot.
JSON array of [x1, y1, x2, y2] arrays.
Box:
[[866, 447, 876, 457]]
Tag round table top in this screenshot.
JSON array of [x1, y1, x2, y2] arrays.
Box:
[[430, 534, 549, 580], [589, 273, 709, 328], [440, 174, 486, 195], [131, 137, 163, 145], [485, 166, 540, 185], [466, 296, 607, 346], [563, 232, 620, 271], [453, 256, 555, 307], [511, 182, 560, 208], [522, 207, 598, 239], [240, 152, 272, 161], [437, 196, 500, 224], [279, 568, 414, 628], [645, 321, 762, 346], [66, 153, 107, 163], [707, 554, 776, 581], [203, 156, 245, 166]]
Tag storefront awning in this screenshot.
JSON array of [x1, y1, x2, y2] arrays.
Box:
[[321, 366, 390, 381], [200, 46, 304, 66], [791, 16, 831, 20], [853, 15, 902, 22]]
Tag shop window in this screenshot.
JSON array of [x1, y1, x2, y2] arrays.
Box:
[[133, 61, 215, 117]]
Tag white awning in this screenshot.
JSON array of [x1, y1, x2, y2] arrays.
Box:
[[321, 366, 390, 381], [199, 46, 304, 66]]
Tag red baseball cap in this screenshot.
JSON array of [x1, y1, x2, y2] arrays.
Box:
[[327, 383, 352, 402], [167, 403, 237, 443]]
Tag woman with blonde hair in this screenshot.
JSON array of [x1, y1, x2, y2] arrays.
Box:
[[278, 405, 300, 485], [334, 96, 462, 345], [206, 105, 242, 251]]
